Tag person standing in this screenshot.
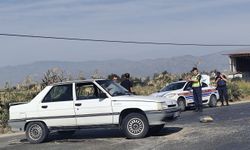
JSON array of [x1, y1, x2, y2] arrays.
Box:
[[189, 67, 203, 112], [215, 72, 229, 106], [120, 73, 133, 93], [111, 74, 119, 83]]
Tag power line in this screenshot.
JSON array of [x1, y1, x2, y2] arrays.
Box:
[[0, 33, 250, 47]]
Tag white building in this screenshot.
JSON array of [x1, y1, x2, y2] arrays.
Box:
[[225, 50, 250, 81]]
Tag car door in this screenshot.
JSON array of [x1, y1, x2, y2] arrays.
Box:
[[201, 82, 210, 102], [183, 82, 194, 102], [74, 82, 113, 126], [36, 84, 77, 127]]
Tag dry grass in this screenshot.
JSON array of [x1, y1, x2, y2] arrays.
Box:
[[236, 81, 250, 97], [133, 85, 159, 96]]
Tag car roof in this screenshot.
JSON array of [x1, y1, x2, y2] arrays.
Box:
[[51, 79, 106, 86], [168, 80, 187, 84]]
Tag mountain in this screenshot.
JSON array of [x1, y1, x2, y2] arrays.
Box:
[[0, 52, 229, 87]]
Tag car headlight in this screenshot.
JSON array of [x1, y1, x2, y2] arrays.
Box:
[[164, 93, 177, 98], [157, 102, 168, 110]]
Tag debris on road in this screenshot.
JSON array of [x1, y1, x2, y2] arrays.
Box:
[[200, 115, 214, 123]]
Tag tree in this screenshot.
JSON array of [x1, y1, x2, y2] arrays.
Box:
[[91, 69, 104, 79], [78, 71, 86, 80], [41, 68, 67, 87]]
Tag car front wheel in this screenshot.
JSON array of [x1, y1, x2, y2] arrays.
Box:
[[209, 95, 217, 107], [177, 98, 186, 111], [122, 113, 149, 139], [26, 122, 49, 144]]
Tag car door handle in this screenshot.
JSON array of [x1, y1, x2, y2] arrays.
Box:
[[41, 105, 48, 109], [75, 103, 82, 106]]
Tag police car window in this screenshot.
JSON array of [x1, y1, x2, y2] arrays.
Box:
[[202, 82, 208, 87], [43, 84, 73, 103], [76, 83, 102, 100], [160, 82, 186, 92], [184, 82, 192, 90]]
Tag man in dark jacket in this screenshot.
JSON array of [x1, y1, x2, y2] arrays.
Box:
[[120, 73, 133, 93]]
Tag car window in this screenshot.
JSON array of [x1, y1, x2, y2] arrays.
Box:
[[76, 83, 103, 100], [43, 84, 73, 103], [184, 82, 192, 90], [96, 80, 131, 96], [160, 82, 186, 92], [184, 82, 208, 90], [202, 82, 208, 87]]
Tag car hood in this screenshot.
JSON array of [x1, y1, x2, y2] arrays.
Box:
[[111, 95, 175, 104], [150, 91, 172, 97]]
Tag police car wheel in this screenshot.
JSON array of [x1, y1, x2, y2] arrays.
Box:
[[177, 98, 186, 111], [209, 95, 217, 107]]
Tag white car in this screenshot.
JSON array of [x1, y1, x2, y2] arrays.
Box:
[[151, 81, 219, 111], [8, 79, 180, 143]]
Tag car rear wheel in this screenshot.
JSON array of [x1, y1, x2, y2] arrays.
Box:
[[122, 113, 149, 139], [26, 122, 49, 144], [209, 95, 217, 107], [177, 98, 186, 111]]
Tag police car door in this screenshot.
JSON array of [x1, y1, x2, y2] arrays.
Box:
[[201, 82, 210, 103]]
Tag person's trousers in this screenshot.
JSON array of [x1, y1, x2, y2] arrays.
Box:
[[192, 87, 202, 110], [218, 87, 229, 105]]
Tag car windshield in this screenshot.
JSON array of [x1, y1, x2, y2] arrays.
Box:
[[160, 82, 186, 92], [96, 80, 131, 96]]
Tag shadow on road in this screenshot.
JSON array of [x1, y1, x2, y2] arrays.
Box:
[[18, 127, 183, 144], [151, 127, 183, 137]]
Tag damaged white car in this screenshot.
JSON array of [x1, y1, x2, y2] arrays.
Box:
[[9, 79, 180, 143]]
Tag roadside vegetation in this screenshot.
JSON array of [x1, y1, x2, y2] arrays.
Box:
[[0, 68, 250, 133]]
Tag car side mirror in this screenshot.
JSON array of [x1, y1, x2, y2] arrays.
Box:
[[99, 93, 108, 99]]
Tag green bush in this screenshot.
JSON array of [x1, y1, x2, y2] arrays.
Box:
[[0, 110, 8, 128], [227, 82, 242, 101], [236, 81, 250, 97]]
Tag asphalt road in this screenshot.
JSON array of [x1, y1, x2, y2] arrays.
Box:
[[1, 102, 250, 150]]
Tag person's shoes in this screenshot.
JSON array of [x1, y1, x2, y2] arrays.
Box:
[[226, 103, 230, 106], [221, 104, 224, 107], [198, 108, 203, 112]]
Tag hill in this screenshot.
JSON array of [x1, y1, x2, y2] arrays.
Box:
[[0, 52, 229, 87]]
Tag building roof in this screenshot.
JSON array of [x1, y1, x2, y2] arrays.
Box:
[[223, 50, 250, 56]]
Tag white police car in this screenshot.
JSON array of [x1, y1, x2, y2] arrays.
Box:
[[150, 80, 219, 111]]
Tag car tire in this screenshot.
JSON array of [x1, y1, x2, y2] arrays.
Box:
[[209, 95, 217, 107], [148, 124, 165, 135], [122, 113, 149, 139], [26, 122, 49, 144], [177, 98, 186, 111]]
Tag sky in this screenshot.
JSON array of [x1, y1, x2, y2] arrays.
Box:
[[1, 0, 250, 67]]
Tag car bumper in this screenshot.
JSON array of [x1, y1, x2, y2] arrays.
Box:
[[187, 100, 209, 107], [8, 120, 26, 132], [146, 107, 181, 125]]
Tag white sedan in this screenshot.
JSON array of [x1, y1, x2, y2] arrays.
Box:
[[150, 81, 219, 111]]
